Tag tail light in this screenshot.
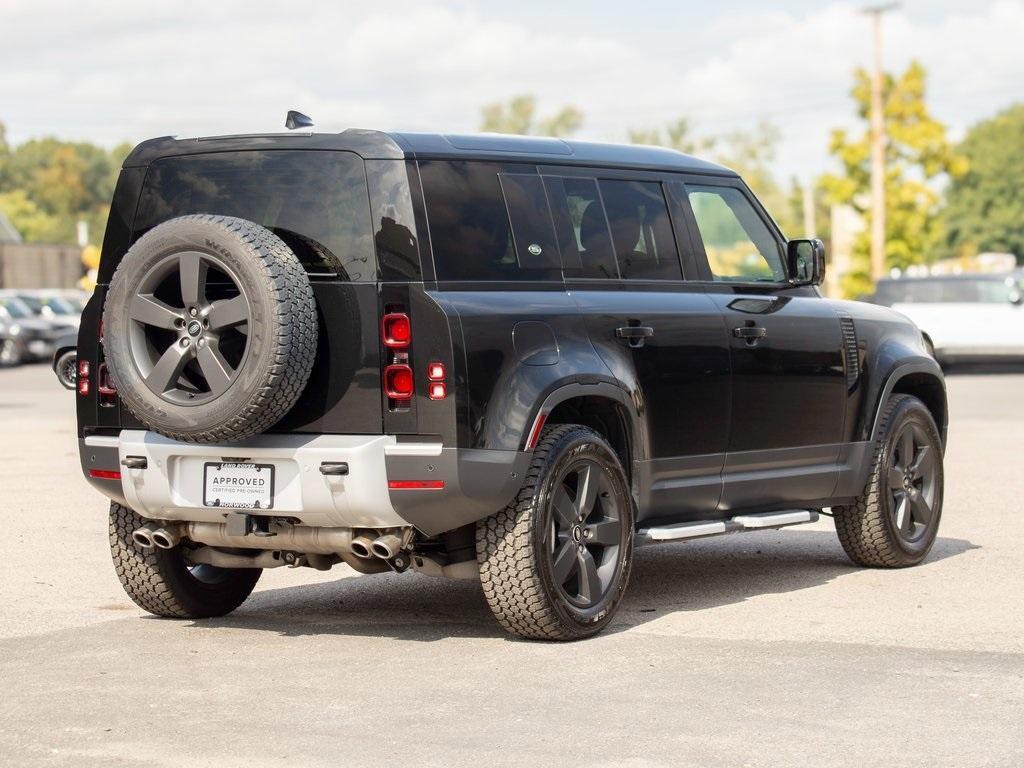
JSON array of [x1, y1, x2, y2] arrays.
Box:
[[381, 313, 411, 348], [427, 361, 447, 400], [384, 364, 414, 400], [77, 359, 91, 396]]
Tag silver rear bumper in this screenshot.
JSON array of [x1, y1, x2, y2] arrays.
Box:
[[84, 430, 441, 528]]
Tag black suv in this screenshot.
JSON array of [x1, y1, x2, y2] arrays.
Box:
[[77, 130, 947, 639]]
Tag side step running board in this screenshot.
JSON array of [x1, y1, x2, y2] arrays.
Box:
[[637, 510, 818, 546]]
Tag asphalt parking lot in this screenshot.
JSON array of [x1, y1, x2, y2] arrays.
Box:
[[0, 363, 1021, 767]]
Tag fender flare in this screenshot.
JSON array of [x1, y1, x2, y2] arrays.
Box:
[[524, 380, 648, 462], [868, 358, 947, 445]]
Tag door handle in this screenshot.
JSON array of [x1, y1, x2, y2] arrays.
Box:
[[733, 326, 767, 342], [616, 326, 655, 348]]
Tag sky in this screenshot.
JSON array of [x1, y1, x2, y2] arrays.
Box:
[[1, 0, 1022, 180]]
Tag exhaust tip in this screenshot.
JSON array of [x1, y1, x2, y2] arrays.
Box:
[[132, 528, 154, 549], [151, 531, 174, 549], [350, 536, 374, 559], [371, 534, 402, 560]]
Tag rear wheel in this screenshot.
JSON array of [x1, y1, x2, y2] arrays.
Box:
[[833, 394, 943, 567], [476, 425, 634, 640], [55, 349, 77, 389], [109, 502, 260, 618]]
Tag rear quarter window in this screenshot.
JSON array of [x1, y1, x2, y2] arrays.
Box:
[[133, 150, 376, 281], [419, 161, 561, 282]]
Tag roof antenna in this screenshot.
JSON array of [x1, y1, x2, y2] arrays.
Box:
[[285, 110, 314, 130]]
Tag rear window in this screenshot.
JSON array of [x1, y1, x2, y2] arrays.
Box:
[[419, 161, 561, 281], [134, 150, 376, 281]]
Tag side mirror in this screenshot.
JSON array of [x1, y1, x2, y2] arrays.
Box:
[[787, 238, 826, 287]]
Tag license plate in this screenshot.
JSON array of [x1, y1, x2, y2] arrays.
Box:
[[203, 462, 274, 510]]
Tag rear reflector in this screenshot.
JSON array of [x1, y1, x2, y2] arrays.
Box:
[[526, 412, 548, 449], [383, 364, 414, 399], [89, 469, 121, 480], [381, 313, 412, 348], [388, 480, 445, 490]]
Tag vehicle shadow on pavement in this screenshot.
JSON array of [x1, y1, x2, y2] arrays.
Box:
[[186, 530, 977, 642]]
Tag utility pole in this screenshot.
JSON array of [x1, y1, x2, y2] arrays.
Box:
[[863, 3, 898, 282]]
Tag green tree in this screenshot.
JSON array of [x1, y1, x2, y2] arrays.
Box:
[[940, 104, 1024, 263], [628, 118, 800, 235], [628, 118, 713, 156], [0, 122, 131, 246], [480, 95, 583, 137], [821, 61, 967, 296]]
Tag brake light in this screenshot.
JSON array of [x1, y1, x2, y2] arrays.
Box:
[[381, 313, 411, 348], [77, 377, 90, 396], [78, 360, 90, 378], [384, 364, 414, 399], [427, 362, 445, 381], [428, 382, 447, 400]]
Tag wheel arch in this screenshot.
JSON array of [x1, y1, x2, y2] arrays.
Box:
[[869, 360, 948, 448], [528, 382, 647, 470]]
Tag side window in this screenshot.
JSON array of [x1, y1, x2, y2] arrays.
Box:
[[419, 161, 559, 281], [498, 174, 560, 270], [544, 176, 617, 279], [598, 180, 681, 280], [685, 184, 785, 282]]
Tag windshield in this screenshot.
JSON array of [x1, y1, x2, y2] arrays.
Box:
[[17, 295, 43, 313], [40, 296, 77, 315], [0, 297, 32, 319]]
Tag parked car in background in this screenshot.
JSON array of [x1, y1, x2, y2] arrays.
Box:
[[871, 273, 1024, 365], [13, 290, 81, 329], [0, 295, 63, 365]]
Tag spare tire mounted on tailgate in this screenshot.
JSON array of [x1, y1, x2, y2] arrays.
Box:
[[103, 214, 317, 442]]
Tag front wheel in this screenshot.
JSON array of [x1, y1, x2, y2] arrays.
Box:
[[109, 502, 261, 618], [476, 425, 634, 640], [833, 394, 944, 567]]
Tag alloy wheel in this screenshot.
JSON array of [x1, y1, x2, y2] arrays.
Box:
[[128, 251, 251, 405], [887, 423, 938, 543], [546, 459, 624, 607]]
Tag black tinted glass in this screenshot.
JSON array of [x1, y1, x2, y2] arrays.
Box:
[[546, 176, 617, 279], [135, 151, 375, 280], [366, 159, 421, 281], [499, 174, 560, 270], [420, 161, 559, 281], [598, 180, 681, 280]]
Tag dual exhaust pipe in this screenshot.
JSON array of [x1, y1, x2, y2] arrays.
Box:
[[350, 533, 403, 561], [131, 523, 181, 551], [132, 522, 404, 561]]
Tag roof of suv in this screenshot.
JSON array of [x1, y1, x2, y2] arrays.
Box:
[[123, 129, 736, 176]]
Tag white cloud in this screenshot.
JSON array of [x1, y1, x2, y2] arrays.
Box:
[[1, 0, 1022, 180]]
